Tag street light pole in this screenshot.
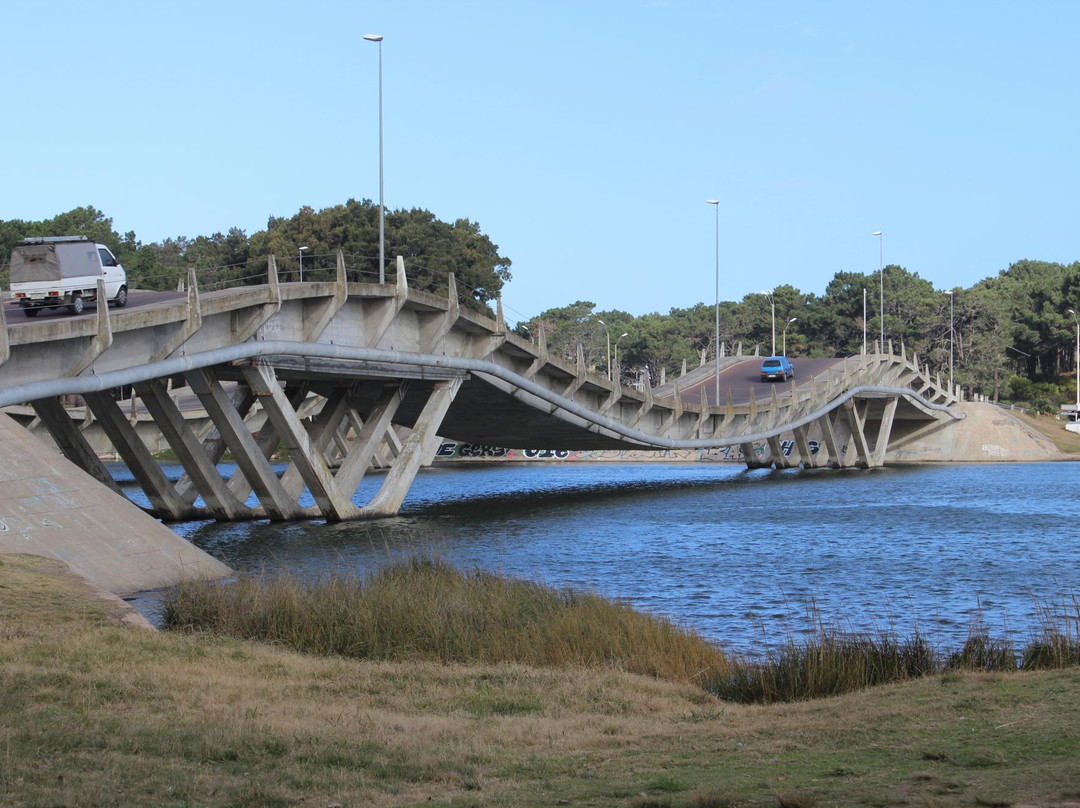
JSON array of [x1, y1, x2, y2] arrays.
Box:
[[1070, 309, 1080, 410], [761, 290, 776, 355], [863, 287, 868, 355], [944, 290, 954, 392], [614, 331, 628, 384], [707, 199, 720, 405], [782, 317, 797, 356], [298, 245, 308, 282], [363, 33, 385, 283], [597, 318, 612, 379], [873, 231, 883, 352]]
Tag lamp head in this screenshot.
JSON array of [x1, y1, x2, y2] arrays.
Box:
[[363, 34, 384, 42], [706, 199, 720, 205], [872, 231, 883, 236]]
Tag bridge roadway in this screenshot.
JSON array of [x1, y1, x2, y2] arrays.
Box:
[[0, 253, 965, 522]]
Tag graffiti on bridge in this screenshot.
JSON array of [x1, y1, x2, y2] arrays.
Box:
[[434, 440, 827, 462]]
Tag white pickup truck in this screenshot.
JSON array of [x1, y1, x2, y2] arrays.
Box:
[[8, 235, 128, 317]]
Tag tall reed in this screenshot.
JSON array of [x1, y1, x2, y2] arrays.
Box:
[[163, 556, 729, 685], [164, 560, 1080, 704]]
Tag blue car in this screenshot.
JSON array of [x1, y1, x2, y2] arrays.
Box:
[[760, 356, 794, 382]]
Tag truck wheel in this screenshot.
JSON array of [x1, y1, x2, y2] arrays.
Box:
[[23, 308, 39, 318], [113, 286, 128, 308], [69, 294, 84, 315]]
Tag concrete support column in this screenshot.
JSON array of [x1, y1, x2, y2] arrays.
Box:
[[275, 386, 352, 501], [135, 379, 250, 520], [360, 379, 461, 517], [30, 396, 124, 495], [174, 383, 257, 504], [83, 391, 194, 520], [793, 424, 819, 468], [336, 384, 406, 495], [741, 441, 768, 469], [766, 434, 792, 469], [841, 400, 874, 469], [873, 397, 900, 466], [240, 362, 358, 521], [815, 411, 845, 469], [186, 367, 300, 520]]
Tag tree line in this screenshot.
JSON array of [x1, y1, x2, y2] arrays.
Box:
[[0, 203, 512, 315], [520, 259, 1080, 408], [2, 204, 1078, 408]]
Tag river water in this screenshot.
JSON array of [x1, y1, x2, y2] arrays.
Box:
[[124, 461, 1080, 654]]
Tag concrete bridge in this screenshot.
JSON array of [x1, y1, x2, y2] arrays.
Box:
[[0, 252, 968, 524]]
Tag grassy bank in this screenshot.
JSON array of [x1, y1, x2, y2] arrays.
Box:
[[164, 559, 1080, 705], [1013, 409, 1080, 454], [3, 554, 1080, 807]]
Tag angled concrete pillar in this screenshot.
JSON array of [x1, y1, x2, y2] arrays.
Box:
[[83, 391, 193, 520], [872, 397, 899, 465], [173, 382, 256, 504], [135, 379, 250, 520], [335, 384, 406, 495], [815, 411, 844, 468], [766, 434, 787, 469], [30, 396, 124, 495], [793, 424, 819, 469], [276, 386, 353, 501], [741, 441, 768, 469], [240, 362, 359, 521], [360, 379, 461, 518], [841, 400, 874, 469], [186, 367, 300, 520]]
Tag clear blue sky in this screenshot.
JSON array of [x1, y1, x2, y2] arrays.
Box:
[[4, 1, 1078, 326]]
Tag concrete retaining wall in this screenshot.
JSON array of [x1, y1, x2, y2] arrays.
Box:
[[885, 402, 1065, 462], [0, 412, 231, 595]]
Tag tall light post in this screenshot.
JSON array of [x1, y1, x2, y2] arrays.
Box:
[[782, 317, 797, 356], [707, 199, 720, 404], [597, 318, 612, 378], [872, 230, 883, 352], [944, 290, 954, 392], [298, 245, 308, 282], [1069, 309, 1080, 410], [363, 33, 385, 283], [761, 290, 776, 355], [614, 331, 629, 384], [862, 287, 868, 355]]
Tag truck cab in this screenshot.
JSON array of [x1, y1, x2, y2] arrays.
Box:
[[8, 236, 128, 317]]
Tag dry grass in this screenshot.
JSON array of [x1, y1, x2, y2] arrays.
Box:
[[163, 557, 729, 685], [4, 553, 1080, 807], [1012, 409, 1080, 454]]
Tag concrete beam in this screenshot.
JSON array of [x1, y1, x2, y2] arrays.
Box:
[[873, 396, 900, 466], [335, 384, 406, 495], [186, 367, 299, 520], [360, 379, 461, 517], [135, 378, 249, 520], [30, 396, 125, 496], [83, 391, 194, 520], [240, 362, 358, 521]]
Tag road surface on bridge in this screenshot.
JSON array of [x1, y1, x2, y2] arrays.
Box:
[[4, 290, 184, 323], [673, 357, 848, 407]]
